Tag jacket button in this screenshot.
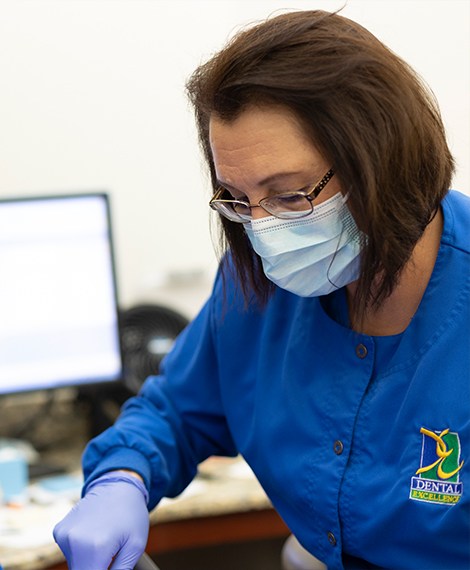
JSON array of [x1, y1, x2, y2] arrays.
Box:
[[327, 531, 337, 546], [333, 440, 344, 455], [355, 343, 368, 358]]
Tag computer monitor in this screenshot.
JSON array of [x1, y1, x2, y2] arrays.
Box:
[[0, 193, 123, 395]]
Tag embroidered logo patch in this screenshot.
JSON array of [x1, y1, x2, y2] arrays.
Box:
[[410, 427, 464, 505]]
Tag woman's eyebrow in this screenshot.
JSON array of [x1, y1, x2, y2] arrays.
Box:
[[257, 170, 304, 187], [216, 170, 305, 191]]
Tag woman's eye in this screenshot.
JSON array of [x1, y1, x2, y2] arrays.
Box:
[[277, 193, 306, 205], [232, 193, 249, 202], [221, 189, 244, 201], [294, 186, 311, 194]]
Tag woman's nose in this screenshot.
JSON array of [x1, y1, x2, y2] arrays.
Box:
[[250, 204, 271, 220]]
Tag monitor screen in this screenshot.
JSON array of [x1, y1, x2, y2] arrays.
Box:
[[0, 193, 123, 395]]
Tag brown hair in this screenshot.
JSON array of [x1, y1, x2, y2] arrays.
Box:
[[186, 9, 455, 319]]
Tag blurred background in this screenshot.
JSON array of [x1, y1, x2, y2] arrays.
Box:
[[0, 0, 468, 318], [0, 2, 468, 569]]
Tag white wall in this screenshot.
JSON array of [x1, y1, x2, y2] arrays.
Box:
[[0, 0, 468, 317]]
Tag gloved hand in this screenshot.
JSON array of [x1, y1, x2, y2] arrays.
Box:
[[53, 471, 150, 570]]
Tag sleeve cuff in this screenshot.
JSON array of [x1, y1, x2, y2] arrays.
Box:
[[82, 446, 153, 500]]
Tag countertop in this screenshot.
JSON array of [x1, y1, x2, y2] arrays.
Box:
[[0, 456, 273, 570], [0, 390, 279, 570]]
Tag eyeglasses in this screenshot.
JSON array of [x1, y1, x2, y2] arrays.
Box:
[[209, 168, 335, 223]]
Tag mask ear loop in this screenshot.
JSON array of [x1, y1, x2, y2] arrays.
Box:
[[325, 223, 347, 292], [324, 195, 359, 292]]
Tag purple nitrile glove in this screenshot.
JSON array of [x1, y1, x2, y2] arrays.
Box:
[[53, 471, 150, 570]]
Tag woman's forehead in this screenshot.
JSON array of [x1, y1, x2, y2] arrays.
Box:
[[209, 104, 323, 185]]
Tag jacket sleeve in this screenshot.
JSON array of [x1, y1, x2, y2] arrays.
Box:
[[81, 268, 237, 510]]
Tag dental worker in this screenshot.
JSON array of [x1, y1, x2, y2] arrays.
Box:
[[54, 9, 469, 570]]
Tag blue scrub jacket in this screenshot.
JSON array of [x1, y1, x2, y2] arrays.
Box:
[[83, 190, 470, 570]]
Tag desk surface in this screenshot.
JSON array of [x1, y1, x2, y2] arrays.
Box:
[[0, 456, 286, 570]]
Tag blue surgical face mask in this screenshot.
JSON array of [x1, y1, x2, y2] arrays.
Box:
[[244, 192, 364, 297]]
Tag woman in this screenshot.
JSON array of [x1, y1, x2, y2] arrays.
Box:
[[54, 10, 469, 570]]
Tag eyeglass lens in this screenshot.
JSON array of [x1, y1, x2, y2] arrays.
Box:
[[213, 193, 313, 222]]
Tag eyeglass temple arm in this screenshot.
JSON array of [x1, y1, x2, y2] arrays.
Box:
[[306, 168, 335, 201]]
